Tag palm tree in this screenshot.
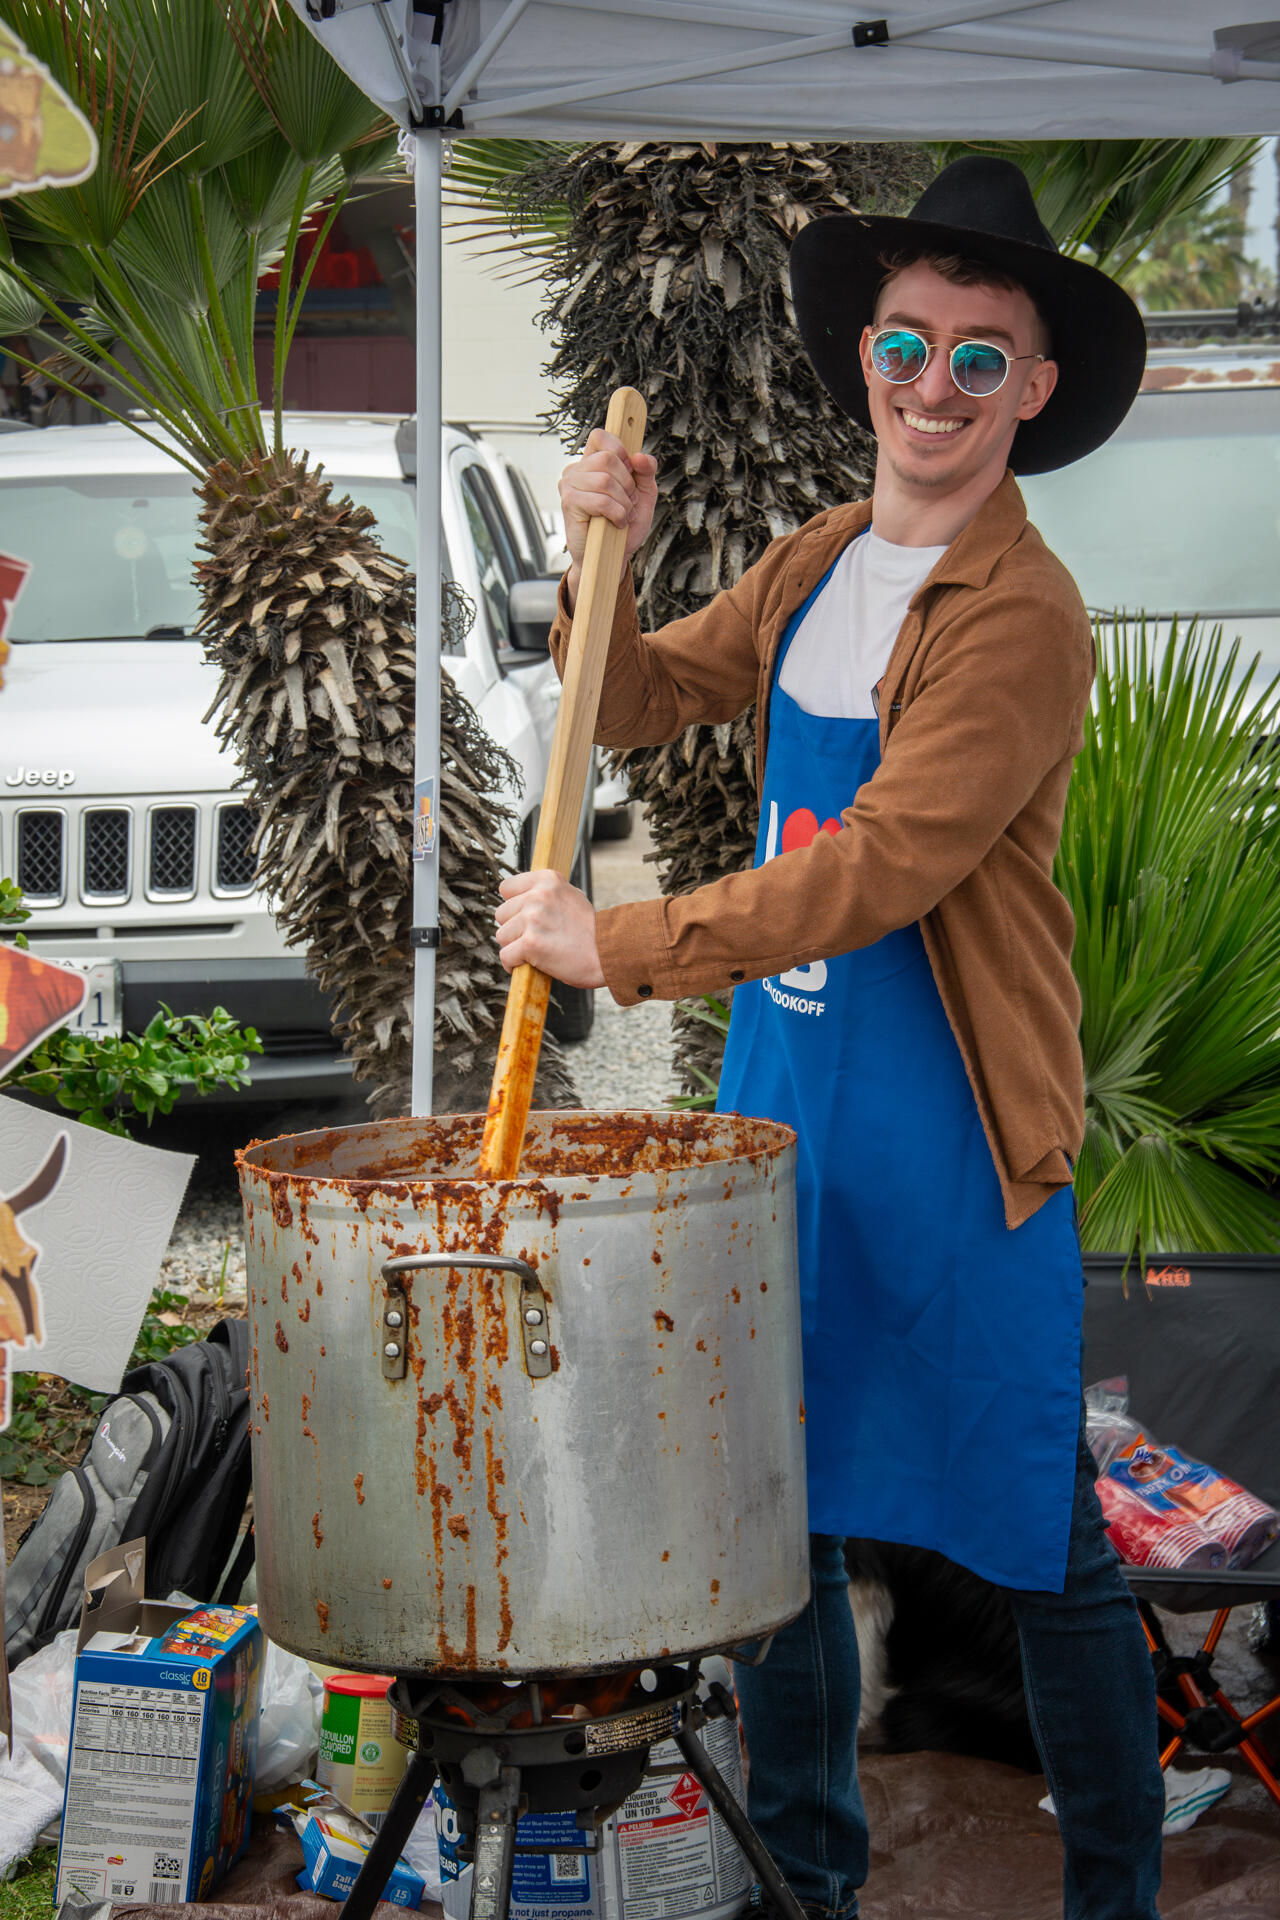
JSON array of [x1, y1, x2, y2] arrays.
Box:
[[0, 0, 573, 1116], [1123, 201, 1252, 311]]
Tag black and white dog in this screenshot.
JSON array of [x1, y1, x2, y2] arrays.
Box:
[[846, 1540, 1040, 1772]]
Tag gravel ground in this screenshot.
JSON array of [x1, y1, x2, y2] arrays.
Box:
[[567, 991, 678, 1111], [158, 822, 676, 1305]]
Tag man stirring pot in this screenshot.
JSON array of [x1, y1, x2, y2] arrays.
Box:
[[496, 157, 1163, 1920]]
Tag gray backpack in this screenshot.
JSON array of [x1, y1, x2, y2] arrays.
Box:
[[4, 1320, 252, 1665]]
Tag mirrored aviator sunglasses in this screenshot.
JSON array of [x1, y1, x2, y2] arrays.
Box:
[[870, 327, 1039, 398]]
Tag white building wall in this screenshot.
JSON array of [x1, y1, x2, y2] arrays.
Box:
[[441, 238, 575, 519]]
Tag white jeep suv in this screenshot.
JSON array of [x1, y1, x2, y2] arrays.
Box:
[[0, 412, 591, 1098]]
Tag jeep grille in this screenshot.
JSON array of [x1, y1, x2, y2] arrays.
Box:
[[147, 806, 198, 897], [215, 804, 259, 893], [16, 810, 66, 905], [8, 802, 266, 912], [82, 808, 131, 901]]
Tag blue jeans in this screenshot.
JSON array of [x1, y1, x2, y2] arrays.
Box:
[[734, 1424, 1165, 1920]]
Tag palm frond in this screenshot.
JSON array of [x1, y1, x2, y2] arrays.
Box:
[[230, 0, 394, 167], [108, 0, 274, 174], [1059, 617, 1280, 1259], [443, 137, 579, 275], [936, 137, 1262, 277], [0, 0, 392, 464], [1079, 1134, 1280, 1256]]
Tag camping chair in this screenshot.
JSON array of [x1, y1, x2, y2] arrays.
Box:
[[1082, 1254, 1280, 1806]]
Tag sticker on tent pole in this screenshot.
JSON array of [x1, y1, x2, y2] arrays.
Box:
[[0, 24, 98, 199], [412, 778, 437, 859]]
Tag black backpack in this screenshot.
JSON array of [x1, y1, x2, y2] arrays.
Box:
[[4, 1318, 253, 1665]]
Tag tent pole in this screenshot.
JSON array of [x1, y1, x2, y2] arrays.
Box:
[[411, 127, 443, 1119]]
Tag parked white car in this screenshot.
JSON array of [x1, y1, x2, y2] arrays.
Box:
[[1020, 341, 1280, 685], [0, 412, 592, 1100]]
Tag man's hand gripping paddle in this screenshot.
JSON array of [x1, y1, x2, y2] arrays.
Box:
[[477, 388, 647, 1179]]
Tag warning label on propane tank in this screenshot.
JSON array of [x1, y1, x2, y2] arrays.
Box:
[[601, 1720, 751, 1920]]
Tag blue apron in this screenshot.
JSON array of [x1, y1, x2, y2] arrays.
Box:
[[717, 563, 1083, 1592]]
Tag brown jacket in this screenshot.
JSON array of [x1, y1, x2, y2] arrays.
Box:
[[550, 470, 1093, 1229]]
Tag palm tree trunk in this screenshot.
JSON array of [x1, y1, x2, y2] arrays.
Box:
[[197, 452, 574, 1114]]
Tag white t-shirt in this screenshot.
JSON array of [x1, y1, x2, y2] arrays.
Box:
[[777, 527, 948, 721]]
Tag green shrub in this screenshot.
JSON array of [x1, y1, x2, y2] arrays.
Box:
[[1, 880, 261, 1134]]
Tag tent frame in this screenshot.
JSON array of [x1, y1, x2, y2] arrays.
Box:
[[426, 2, 1280, 130]]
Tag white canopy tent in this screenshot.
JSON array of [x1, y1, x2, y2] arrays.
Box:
[[285, 0, 1280, 1112]]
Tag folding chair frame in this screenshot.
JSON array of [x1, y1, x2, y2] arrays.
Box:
[[1138, 1598, 1280, 1807]]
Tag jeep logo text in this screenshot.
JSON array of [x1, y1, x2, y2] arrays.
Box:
[[4, 768, 75, 789]]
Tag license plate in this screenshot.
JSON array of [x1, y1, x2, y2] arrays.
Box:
[[58, 959, 123, 1040]]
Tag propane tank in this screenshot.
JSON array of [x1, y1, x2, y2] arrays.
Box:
[[436, 1661, 751, 1920]]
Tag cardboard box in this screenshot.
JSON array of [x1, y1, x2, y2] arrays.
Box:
[[55, 1541, 262, 1905]]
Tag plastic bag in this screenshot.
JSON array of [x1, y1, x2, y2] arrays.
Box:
[[1085, 1378, 1279, 1571], [255, 1637, 324, 1791], [400, 1792, 445, 1900], [9, 1626, 79, 1790]]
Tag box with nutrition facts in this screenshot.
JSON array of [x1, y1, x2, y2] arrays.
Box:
[[54, 1541, 263, 1905]]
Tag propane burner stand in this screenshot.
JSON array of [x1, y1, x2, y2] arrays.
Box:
[[337, 1661, 807, 1920]]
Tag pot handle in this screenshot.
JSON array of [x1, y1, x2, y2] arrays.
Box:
[[379, 1253, 553, 1380]]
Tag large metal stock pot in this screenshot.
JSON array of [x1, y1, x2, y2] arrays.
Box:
[[237, 1109, 807, 1676]]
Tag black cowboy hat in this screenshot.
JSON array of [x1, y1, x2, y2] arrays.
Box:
[[789, 155, 1147, 476]]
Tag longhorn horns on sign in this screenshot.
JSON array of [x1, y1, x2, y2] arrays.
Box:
[[4, 1132, 69, 1216], [0, 1132, 68, 1349]]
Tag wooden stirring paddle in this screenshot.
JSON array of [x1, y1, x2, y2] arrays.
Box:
[[477, 386, 647, 1179]]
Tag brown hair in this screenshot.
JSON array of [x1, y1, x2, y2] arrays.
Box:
[[874, 247, 1052, 355]]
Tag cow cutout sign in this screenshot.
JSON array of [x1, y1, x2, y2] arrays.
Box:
[[0, 1094, 195, 1420], [0, 1097, 194, 1745], [0, 1131, 67, 1427]]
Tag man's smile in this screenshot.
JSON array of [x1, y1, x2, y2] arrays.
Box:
[[899, 408, 968, 437]]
